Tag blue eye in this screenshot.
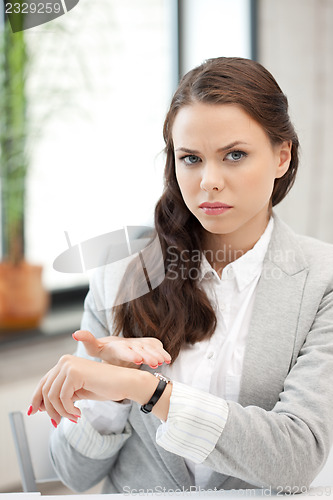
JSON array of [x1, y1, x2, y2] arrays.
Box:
[[225, 150, 247, 162], [182, 155, 201, 165]]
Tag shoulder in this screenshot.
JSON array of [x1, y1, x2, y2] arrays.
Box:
[[296, 233, 333, 264], [271, 213, 333, 260], [88, 255, 137, 312], [270, 213, 333, 284], [296, 234, 333, 289]]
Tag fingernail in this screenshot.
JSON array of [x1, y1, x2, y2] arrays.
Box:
[[27, 405, 33, 416], [150, 365, 158, 369], [51, 419, 58, 428], [165, 360, 171, 364], [134, 361, 142, 365], [72, 333, 78, 341], [75, 414, 81, 418], [69, 419, 77, 424], [158, 362, 163, 366]]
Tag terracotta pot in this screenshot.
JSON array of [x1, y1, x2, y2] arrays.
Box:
[[0, 261, 49, 330]]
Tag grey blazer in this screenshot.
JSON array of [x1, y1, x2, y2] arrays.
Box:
[[50, 214, 333, 493]]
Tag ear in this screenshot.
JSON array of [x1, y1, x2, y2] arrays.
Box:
[[275, 141, 292, 179]]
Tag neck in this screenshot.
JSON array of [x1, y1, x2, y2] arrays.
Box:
[[202, 212, 271, 276]]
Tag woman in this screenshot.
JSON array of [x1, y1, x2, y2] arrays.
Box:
[[29, 57, 333, 494]]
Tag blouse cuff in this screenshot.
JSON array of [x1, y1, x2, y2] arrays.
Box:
[[156, 381, 229, 464], [62, 412, 132, 460]]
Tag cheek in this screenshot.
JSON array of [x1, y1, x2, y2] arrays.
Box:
[[176, 168, 197, 198], [235, 162, 276, 197]]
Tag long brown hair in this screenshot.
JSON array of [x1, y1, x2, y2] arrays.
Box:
[[112, 57, 299, 361]]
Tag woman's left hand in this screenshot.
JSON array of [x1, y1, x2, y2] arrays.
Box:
[[28, 354, 132, 426], [72, 330, 171, 368]]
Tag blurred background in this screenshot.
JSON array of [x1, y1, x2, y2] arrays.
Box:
[[0, 0, 332, 493]]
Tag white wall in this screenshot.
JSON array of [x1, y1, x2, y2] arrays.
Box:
[[258, 0, 333, 242]]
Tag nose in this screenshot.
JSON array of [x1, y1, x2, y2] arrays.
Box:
[[200, 162, 224, 192]]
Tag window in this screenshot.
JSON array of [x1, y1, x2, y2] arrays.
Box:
[[25, 0, 173, 290], [179, 0, 253, 75], [19, 0, 254, 292]]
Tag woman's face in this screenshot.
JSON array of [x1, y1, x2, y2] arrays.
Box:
[[173, 102, 291, 247]]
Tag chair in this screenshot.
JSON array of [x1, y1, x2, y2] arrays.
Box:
[[9, 410, 59, 492]]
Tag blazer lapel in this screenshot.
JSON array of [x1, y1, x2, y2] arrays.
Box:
[[238, 214, 309, 410]]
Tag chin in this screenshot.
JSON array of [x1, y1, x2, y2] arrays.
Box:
[[198, 218, 232, 235]]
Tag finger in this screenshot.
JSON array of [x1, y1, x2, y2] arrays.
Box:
[[48, 372, 80, 422], [29, 372, 50, 415], [132, 338, 172, 365], [115, 344, 145, 364], [146, 339, 172, 364], [142, 343, 166, 363], [39, 401, 46, 412], [59, 377, 82, 418], [129, 344, 163, 368], [160, 347, 172, 364], [41, 374, 63, 425], [96, 341, 144, 366], [38, 361, 70, 423], [133, 340, 168, 365], [72, 329, 95, 343], [72, 330, 102, 358]]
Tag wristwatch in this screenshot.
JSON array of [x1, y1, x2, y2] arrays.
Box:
[[140, 373, 170, 414]]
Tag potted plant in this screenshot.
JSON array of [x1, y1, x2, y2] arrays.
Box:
[[0, 16, 49, 331]]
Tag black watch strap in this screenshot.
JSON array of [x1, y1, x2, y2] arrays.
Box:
[[140, 378, 168, 414]]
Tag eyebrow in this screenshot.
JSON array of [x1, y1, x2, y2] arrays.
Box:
[[175, 141, 250, 154]]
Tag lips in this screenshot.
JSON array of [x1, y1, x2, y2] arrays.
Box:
[[199, 202, 232, 209], [199, 202, 232, 215]]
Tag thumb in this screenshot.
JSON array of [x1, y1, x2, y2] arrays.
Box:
[[72, 330, 101, 356]]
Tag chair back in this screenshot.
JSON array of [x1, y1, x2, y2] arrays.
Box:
[[9, 410, 58, 492]]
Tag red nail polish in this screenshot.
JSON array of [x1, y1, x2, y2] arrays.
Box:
[[69, 419, 77, 424], [27, 405, 32, 416], [150, 365, 158, 369], [51, 419, 58, 428], [165, 360, 171, 364], [72, 333, 78, 341], [134, 361, 142, 365]]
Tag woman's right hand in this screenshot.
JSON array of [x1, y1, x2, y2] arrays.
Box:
[[72, 330, 171, 369]]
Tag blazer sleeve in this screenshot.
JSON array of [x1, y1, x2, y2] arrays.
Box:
[[49, 415, 132, 492], [157, 284, 333, 492], [49, 268, 132, 492]]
